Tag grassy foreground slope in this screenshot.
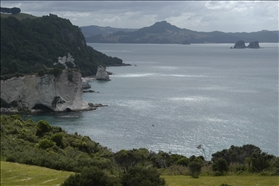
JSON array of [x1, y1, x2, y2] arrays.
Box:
[[1, 161, 278, 186], [0, 161, 73, 186]]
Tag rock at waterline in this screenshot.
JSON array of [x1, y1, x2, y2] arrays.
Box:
[[96, 65, 110, 81], [233, 40, 246, 48], [247, 41, 260, 48], [81, 78, 91, 89], [232, 40, 260, 49]]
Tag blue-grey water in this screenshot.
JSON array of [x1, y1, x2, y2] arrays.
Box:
[[30, 43, 278, 158]]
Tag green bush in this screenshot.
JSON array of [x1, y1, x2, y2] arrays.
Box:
[[121, 166, 166, 186], [36, 120, 51, 136], [188, 161, 202, 178], [38, 69, 45, 76], [61, 166, 121, 186], [51, 133, 64, 147], [212, 158, 229, 175], [36, 138, 55, 149]]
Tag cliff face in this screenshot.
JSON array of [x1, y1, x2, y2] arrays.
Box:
[[0, 70, 92, 112]]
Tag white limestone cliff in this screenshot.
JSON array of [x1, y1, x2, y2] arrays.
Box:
[[0, 70, 94, 112]]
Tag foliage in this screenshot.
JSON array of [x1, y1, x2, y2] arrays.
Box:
[[211, 144, 275, 173], [0, 115, 114, 172], [36, 120, 51, 136], [61, 166, 120, 186], [36, 138, 55, 149], [212, 158, 229, 175], [0, 14, 123, 80], [121, 166, 166, 186], [188, 161, 202, 178], [1, 114, 278, 185]]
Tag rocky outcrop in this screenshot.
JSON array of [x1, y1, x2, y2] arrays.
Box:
[[247, 41, 260, 48], [96, 65, 110, 81], [0, 70, 95, 112], [81, 78, 91, 89], [232, 40, 260, 49], [233, 40, 246, 48]]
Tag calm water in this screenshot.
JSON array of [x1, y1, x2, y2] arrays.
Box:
[[30, 43, 278, 158]]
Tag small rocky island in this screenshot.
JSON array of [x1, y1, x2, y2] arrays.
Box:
[[232, 40, 260, 49], [95, 65, 110, 81]]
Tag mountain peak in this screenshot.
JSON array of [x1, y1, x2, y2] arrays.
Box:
[[141, 21, 180, 33]]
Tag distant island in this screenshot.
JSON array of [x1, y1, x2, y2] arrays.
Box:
[[81, 21, 279, 44], [232, 40, 260, 49]]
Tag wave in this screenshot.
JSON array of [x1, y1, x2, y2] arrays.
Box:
[[114, 73, 207, 78], [169, 96, 212, 102]]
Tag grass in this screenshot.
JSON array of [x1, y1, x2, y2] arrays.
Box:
[[0, 161, 73, 186], [1, 161, 278, 186], [162, 175, 279, 186]]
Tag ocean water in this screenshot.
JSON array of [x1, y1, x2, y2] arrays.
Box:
[[30, 43, 278, 158]]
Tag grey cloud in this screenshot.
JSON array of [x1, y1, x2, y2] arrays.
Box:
[[1, 1, 278, 32]]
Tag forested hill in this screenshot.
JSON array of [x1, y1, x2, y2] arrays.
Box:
[[1, 13, 123, 79], [86, 21, 279, 44]]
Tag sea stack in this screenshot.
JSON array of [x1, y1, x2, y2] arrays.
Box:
[[233, 40, 246, 48], [247, 41, 260, 48], [96, 65, 110, 81]]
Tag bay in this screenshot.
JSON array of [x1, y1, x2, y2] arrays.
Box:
[[30, 43, 278, 158]]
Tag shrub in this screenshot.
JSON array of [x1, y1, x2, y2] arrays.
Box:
[[51, 133, 64, 147], [121, 166, 166, 186], [36, 120, 51, 136], [212, 158, 229, 175], [37, 138, 55, 149], [188, 161, 202, 178], [38, 69, 45, 76], [61, 166, 120, 186]]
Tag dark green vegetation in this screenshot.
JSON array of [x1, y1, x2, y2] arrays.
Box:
[[1, 13, 124, 80], [85, 21, 279, 44], [1, 115, 278, 185], [0, 7, 21, 14]]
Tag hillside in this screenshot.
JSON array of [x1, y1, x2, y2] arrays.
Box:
[[1, 13, 124, 79], [80, 25, 137, 37], [84, 21, 279, 44], [1, 114, 278, 185]]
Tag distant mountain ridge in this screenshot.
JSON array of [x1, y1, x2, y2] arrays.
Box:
[[81, 21, 279, 44], [80, 25, 137, 38]]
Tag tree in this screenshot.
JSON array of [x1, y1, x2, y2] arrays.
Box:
[[11, 7, 21, 14], [61, 166, 120, 186], [36, 120, 51, 136], [188, 161, 202, 178], [212, 158, 229, 175], [121, 166, 166, 186]]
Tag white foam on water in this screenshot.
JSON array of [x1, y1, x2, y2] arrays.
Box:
[[169, 96, 212, 102], [114, 73, 155, 78]]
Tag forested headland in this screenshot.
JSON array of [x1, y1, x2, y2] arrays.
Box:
[[1, 115, 278, 185], [1, 13, 124, 80]]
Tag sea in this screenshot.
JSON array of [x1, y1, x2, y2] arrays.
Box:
[[29, 43, 278, 158]]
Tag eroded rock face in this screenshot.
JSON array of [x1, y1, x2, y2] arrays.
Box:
[[96, 65, 110, 81], [234, 40, 246, 48], [0, 70, 93, 112], [81, 78, 91, 89], [247, 41, 260, 48]]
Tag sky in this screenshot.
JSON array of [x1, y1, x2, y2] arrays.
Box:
[[1, 1, 278, 32]]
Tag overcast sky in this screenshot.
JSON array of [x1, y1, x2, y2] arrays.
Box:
[[1, 1, 278, 32]]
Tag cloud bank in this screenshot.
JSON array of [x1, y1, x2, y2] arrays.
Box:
[[1, 1, 278, 32]]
